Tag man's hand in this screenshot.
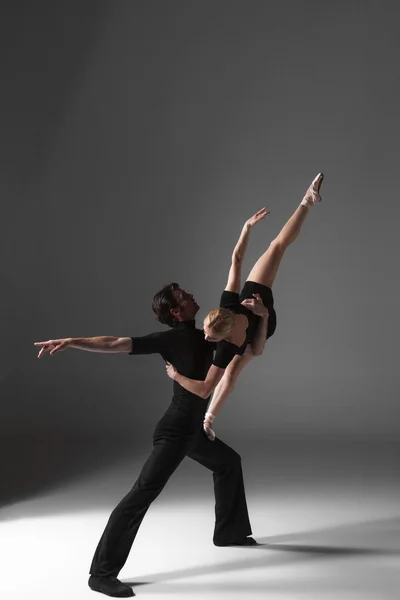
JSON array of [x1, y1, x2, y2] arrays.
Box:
[[34, 338, 72, 358], [245, 207, 270, 229], [243, 343, 254, 356], [165, 361, 177, 380], [241, 293, 269, 318]]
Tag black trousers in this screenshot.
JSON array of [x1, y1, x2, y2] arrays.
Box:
[[89, 401, 252, 577]]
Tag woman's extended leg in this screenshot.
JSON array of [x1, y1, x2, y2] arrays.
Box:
[[246, 173, 323, 288]]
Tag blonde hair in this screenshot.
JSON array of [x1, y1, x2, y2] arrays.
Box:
[[205, 308, 234, 338]]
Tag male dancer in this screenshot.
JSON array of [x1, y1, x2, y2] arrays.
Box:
[[35, 283, 266, 598]]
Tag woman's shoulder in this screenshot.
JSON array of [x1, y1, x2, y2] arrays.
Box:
[[220, 289, 240, 309]]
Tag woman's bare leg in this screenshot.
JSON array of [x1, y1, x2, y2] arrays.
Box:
[[246, 173, 323, 288]]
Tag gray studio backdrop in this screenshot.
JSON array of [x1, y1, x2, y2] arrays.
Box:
[[1, 1, 399, 499]]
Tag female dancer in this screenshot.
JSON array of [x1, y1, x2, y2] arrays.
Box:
[[166, 173, 324, 440]]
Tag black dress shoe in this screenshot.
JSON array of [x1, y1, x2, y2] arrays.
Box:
[[214, 536, 260, 547], [88, 575, 134, 597]]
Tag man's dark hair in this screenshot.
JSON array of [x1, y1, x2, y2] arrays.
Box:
[[152, 282, 181, 327]]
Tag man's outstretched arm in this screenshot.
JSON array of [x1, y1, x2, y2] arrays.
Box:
[[34, 336, 132, 358]]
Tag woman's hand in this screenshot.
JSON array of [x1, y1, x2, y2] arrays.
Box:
[[203, 411, 216, 440], [203, 420, 216, 441], [241, 293, 269, 318], [165, 361, 178, 380], [245, 207, 270, 229]]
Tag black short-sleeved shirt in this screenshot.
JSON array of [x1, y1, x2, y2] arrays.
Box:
[[129, 320, 216, 406]]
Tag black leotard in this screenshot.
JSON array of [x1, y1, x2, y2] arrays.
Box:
[[212, 281, 277, 369]]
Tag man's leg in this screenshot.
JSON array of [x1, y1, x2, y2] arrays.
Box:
[[89, 437, 187, 591], [187, 434, 253, 545]]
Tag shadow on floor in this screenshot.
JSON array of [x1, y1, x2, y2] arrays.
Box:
[[124, 516, 400, 590]]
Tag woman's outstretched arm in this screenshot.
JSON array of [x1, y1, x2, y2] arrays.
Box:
[[225, 207, 269, 293], [203, 351, 254, 435]]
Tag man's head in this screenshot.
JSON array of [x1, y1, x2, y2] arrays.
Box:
[[152, 283, 199, 327]]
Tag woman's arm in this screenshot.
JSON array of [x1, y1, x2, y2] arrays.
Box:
[[225, 207, 269, 293], [205, 351, 254, 417], [166, 363, 226, 399], [203, 351, 255, 439]]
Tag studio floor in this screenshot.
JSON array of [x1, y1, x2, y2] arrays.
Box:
[[2, 440, 399, 599]]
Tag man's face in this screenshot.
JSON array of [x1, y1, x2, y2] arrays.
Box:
[[171, 288, 199, 321]]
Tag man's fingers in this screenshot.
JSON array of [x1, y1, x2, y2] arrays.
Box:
[[35, 340, 62, 347], [37, 344, 55, 358], [49, 345, 61, 355], [38, 345, 52, 358]]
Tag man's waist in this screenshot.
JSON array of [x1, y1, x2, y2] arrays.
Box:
[[172, 381, 210, 402]]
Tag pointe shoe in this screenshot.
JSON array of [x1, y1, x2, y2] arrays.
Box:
[[301, 172, 324, 207]]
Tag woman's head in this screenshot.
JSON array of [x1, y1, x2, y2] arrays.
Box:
[[204, 308, 234, 342]]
